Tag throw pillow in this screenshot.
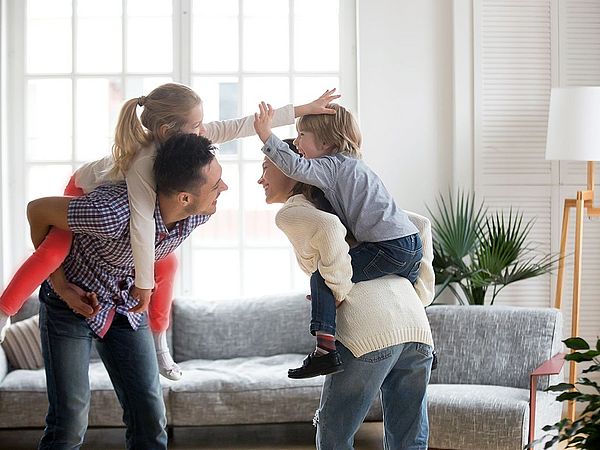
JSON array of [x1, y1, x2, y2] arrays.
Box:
[[1, 314, 43, 370]]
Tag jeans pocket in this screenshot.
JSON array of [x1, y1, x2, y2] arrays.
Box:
[[358, 347, 393, 363], [363, 250, 406, 278], [415, 343, 432, 358]]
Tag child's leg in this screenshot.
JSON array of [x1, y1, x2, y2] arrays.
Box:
[[0, 227, 73, 316], [148, 253, 182, 381], [288, 270, 343, 379], [0, 175, 80, 340], [309, 270, 338, 339], [349, 234, 423, 285]]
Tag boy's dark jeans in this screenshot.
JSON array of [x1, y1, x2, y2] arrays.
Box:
[[309, 233, 423, 335]]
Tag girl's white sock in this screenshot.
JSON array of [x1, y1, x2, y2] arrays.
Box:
[[152, 330, 183, 381], [0, 311, 11, 343], [153, 330, 169, 354]]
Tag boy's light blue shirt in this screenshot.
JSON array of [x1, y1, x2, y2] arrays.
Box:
[[262, 134, 418, 243]]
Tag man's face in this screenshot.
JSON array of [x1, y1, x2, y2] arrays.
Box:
[[187, 159, 228, 215]]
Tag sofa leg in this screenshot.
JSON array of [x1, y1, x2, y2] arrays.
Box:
[[167, 425, 174, 439]]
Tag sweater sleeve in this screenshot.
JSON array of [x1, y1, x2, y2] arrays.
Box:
[[203, 104, 294, 144], [262, 134, 337, 191], [124, 149, 157, 290], [276, 201, 353, 302], [408, 212, 435, 307]]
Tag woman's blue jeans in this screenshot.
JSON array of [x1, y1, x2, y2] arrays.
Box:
[[315, 341, 432, 450], [310, 234, 423, 335], [37, 282, 167, 450]]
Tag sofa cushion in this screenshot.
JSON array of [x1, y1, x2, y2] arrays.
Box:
[[0, 361, 171, 428], [427, 384, 561, 450], [426, 305, 562, 389], [170, 354, 325, 426], [1, 314, 43, 370], [172, 294, 314, 361]]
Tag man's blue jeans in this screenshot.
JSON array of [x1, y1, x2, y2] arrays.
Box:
[[315, 342, 432, 450], [37, 282, 167, 450], [310, 233, 423, 335]]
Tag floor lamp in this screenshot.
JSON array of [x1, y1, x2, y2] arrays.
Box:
[[545, 86, 600, 421]]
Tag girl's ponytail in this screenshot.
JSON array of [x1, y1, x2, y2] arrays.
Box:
[[111, 98, 152, 176]]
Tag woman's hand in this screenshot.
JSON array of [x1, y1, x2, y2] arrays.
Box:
[[294, 89, 341, 117], [254, 101, 275, 143]]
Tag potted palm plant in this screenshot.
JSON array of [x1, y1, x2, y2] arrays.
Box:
[[427, 191, 556, 305]]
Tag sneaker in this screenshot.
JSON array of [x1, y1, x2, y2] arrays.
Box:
[[159, 362, 183, 381], [288, 350, 344, 379], [157, 351, 183, 381]]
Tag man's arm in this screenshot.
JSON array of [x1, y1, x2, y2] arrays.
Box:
[[27, 197, 71, 249], [26, 196, 99, 317]]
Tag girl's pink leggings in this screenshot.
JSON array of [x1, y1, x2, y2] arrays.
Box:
[[0, 175, 177, 333]]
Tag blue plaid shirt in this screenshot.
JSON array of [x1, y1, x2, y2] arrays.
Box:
[[64, 182, 209, 337]]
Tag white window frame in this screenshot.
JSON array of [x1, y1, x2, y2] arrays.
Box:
[[1, 0, 357, 299]]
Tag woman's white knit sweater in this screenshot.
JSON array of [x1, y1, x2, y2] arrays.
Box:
[[276, 194, 434, 358]]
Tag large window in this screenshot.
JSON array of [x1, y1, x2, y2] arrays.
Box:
[[2, 0, 356, 299]]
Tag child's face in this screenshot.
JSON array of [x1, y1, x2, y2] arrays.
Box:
[[181, 104, 206, 136], [293, 129, 332, 159]]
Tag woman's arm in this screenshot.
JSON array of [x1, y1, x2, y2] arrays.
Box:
[[277, 202, 353, 302]]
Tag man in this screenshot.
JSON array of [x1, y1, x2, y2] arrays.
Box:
[[27, 134, 227, 450]]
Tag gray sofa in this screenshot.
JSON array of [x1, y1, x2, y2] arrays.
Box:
[[0, 294, 563, 450]]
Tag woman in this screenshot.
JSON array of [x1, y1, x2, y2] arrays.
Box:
[[257, 139, 435, 450]]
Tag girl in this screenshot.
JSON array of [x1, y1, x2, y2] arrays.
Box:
[[254, 102, 423, 378], [0, 83, 340, 380]]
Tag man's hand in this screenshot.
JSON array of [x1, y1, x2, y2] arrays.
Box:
[[129, 286, 153, 313], [253, 101, 275, 143], [294, 89, 341, 117], [53, 281, 100, 318]]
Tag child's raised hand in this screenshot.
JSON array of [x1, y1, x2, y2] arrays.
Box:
[[296, 88, 341, 117], [253, 101, 275, 143]]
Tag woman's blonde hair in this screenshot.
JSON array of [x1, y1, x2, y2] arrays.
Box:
[[111, 83, 201, 175], [296, 103, 362, 158]]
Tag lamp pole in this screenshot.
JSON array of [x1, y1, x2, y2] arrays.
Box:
[[554, 161, 600, 420]]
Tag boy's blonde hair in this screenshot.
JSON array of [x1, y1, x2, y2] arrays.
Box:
[[111, 83, 201, 175], [296, 103, 362, 158]]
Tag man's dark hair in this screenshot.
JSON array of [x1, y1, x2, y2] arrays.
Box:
[[154, 133, 216, 194]]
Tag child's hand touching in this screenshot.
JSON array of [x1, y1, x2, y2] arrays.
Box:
[[254, 101, 275, 144]]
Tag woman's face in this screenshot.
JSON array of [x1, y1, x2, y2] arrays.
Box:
[[257, 157, 297, 204]]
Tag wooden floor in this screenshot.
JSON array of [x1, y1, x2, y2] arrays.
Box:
[[0, 422, 384, 450]]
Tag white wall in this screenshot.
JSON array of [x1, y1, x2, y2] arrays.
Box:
[[357, 0, 455, 215]]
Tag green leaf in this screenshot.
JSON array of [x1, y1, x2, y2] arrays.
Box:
[[557, 392, 581, 401], [566, 352, 596, 363], [547, 383, 575, 392], [564, 337, 590, 350]]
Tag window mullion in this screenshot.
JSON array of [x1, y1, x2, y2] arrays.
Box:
[[177, 0, 193, 296], [5, 0, 27, 279]]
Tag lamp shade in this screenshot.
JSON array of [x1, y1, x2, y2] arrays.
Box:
[[545, 86, 600, 161]]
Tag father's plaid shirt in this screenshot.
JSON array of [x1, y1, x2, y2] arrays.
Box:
[[62, 182, 209, 337]]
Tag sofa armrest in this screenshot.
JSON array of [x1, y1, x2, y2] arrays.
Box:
[[528, 352, 566, 446], [0, 344, 8, 383]]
